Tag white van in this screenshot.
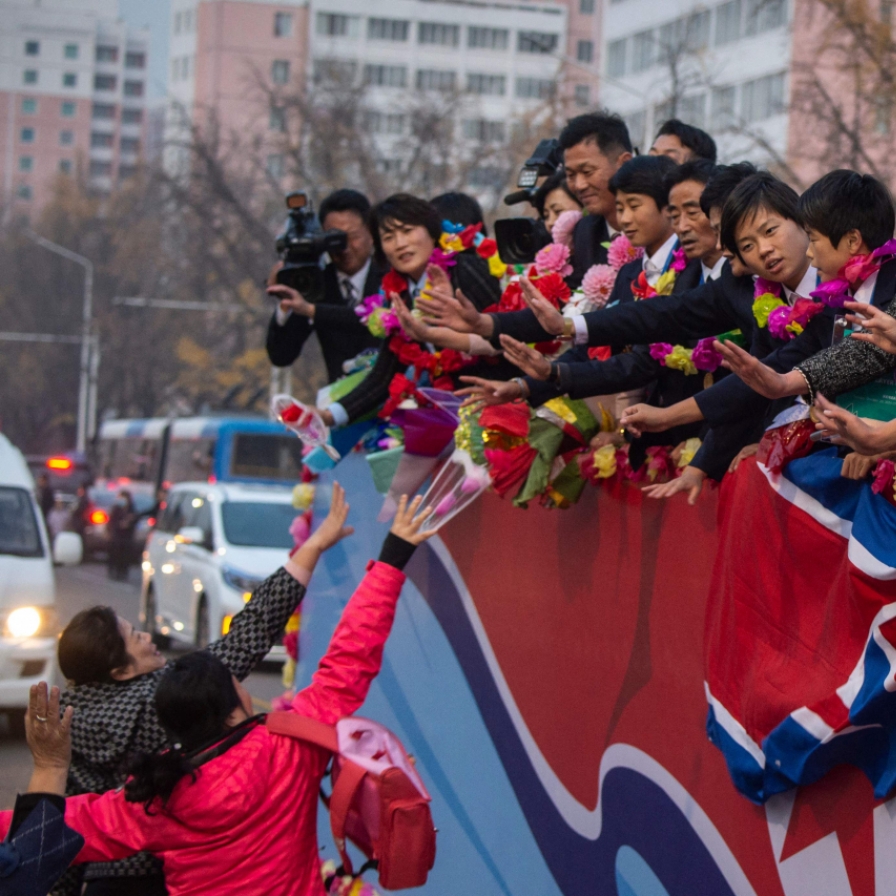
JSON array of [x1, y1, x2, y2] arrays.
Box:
[[0, 434, 80, 731]]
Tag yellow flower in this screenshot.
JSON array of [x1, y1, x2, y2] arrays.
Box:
[[488, 254, 508, 278], [664, 345, 698, 375], [284, 610, 301, 633], [786, 320, 805, 336], [753, 294, 786, 327], [593, 444, 618, 478], [543, 397, 578, 425], [440, 233, 464, 252], [281, 656, 296, 689], [654, 270, 677, 295], [292, 482, 315, 510], [677, 438, 702, 468]]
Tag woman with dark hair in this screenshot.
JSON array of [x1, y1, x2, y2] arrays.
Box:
[[532, 171, 582, 232], [319, 193, 502, 428], [107, 490, 136, 581], [430, 191, 489, 236], [5, 496, 437, 896]]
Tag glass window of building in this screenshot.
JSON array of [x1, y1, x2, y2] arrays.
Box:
[[418, 23, 460, 46], [274, 12, 293, 37], [60, 130, 74, 146], [367, 18, 410, 40], [63, 73, 77, 88], [25, 41, 39, 56], [96, 45, 119, 63], [61, 101, 76, 117], [467, 27, 508, 49], [23, 70, 38, 85], [518, 31, 559, 53], [21, 98, 37, 115], [271, 60, 290, 84]]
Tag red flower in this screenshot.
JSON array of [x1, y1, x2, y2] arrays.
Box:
[[588, 346, 612, 361], [381, 269, 407, 297], [497, 281, 525, 312], [630, 272, 657, 300], [459, 224, 482, 249], [532, 272, 571, 307], [480, 402, 530, 439], [476, 237, 498, 258], [381, 373, 419, 418]]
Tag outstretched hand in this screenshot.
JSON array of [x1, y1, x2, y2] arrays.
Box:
[[814, 393, 888, 454], [307, 482, 354, 551], [520, 277, 566, 336], [499, 335, 551, 380], [620, 403, 671, 438], [418, 286, 481, 334], [641, 466, 706, 505], [843, 301, 896, 355], [713, 340, 793, 398], [393, 294, 432, 342], [26, 682, 73, 795], [390, 495, 438, 545], [455, 376, 524, 408]]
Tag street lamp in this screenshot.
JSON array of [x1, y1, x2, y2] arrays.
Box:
[[24, 231, 95, 453]]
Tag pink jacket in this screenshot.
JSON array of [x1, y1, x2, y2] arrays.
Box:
[[2, 560, 406, 896]]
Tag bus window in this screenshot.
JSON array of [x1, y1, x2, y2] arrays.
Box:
[[165, 438, 216, 484], [230, 434, 304, 482]]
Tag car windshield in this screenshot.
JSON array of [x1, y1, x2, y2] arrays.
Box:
[[0, 487, 44, 557], [89, 489, 155, 512], [220, 501, 297, 549]]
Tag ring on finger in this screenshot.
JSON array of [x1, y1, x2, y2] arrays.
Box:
[[35, 715, 48, 722]]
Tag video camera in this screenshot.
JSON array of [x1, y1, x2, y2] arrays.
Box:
[[275, 191, 348, 303], [495, 139, 564, 266]]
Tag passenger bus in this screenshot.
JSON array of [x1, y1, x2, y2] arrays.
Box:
[[94, 416, 305, 492]]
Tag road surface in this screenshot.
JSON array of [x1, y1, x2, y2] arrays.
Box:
[[0, 561, 287, 809]]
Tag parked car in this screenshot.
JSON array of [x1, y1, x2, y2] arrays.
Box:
[[26, 452, 93, 501], [0, 435, 80, 734], [81, 484, 157, 562], [140, 481, 298, 658]]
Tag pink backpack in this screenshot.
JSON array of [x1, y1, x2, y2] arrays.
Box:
[[266, 711, 437, 891]]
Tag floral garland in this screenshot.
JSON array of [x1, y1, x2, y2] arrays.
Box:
[[752, 277, 824, 341], [810, 238, 896, 309], [871, 458, 896, 507], [633, 245, 687, 300], [581, 438, 702, 486]]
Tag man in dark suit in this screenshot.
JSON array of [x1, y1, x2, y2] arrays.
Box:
[[266, 189, 385, 383]]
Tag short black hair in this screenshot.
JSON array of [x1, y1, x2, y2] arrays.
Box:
[[699, 161, 759, 217], [799, 169, 895, 251], [665, 159, 718, 195], [430, 192, 488, 236], [532, 170, 581, 219], [369, 193, 441, 263], [318, 189, 371, 226], [608, 155, 677, 210], [654, 119, 717, 162], [720, 172, 800, 258], [559, 111, 632, 158], [59, 606, 130, 685]]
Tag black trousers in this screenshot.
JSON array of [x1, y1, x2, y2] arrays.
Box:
[[83, 875, 168, 896]]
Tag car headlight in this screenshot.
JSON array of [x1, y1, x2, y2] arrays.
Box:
[[1, 606, 58, 638], [221, 566, 262, 597]]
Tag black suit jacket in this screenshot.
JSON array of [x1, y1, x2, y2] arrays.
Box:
[[569, 215, 611, 288], [266, 259, 386, 383]]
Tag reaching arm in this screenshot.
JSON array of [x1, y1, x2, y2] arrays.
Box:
[[208, 484, 353, 680]]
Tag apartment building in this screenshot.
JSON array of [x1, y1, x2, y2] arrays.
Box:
[[0, 0, 150, 213], [599, 0, 791, 162], [163, 0, 601, 186]]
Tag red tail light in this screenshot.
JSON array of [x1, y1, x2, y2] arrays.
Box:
[[147, 517, 156, 527], [47, 457, 73, 471], [89, 509, 109, 525]]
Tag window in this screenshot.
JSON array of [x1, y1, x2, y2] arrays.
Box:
[[59, 159, 73, 174], [122, 107, 143, 124], [274, 12, 293, 36], [679, 93, 707, 128], [271, 60, 290, 84], [171, 59, 179, 82], [715, 0, 742, 44], [580, 0, 595, 13], [266, 154, 285, 179], [174, 11, 183, 33], [515, 77, 555, 99], [416, 69, 456, 91], [745, 0, 787, 34], [631, 30, 654, 72], [312, 58, 357, 83], [23, 70, 38, 85], [96, 46, 118, 63], [21, 98, 37, 115], [883, 0, 894, 23], [92, 103, 116, 120], [463, 119, 505, 142], [577, 39, 593, 63], [61, 101, 76, 117], [467, 73, 506, 96], [364, 111, 406, 134], [25, 41, 39, 56], [363, 64, 406, 87], [419, 22, 460, 46], [121, 137, 140, 154], [518, 31, 559, 53], [467, 166, 505, 188], [89, 160, 113, 177], [20, 128, 35, 144], [95, 74, 117, 91], [124, 81, 144, 97], [711, 86, 737, 130], [60, 130, 74, 146], [19, 157, 33, 172], [686, 11, 711, 50], [16, 184, 33, 201], [467, 26, 508, 49], [63, 73, 77, 88], [65, 43, 79, 59], [367, 18, 409, 41], [119, 164, 138, 180], [91, 132, 114, 148], [270, 106, 286, 131], [607, 39, 627, 76], [625, 110, 646, 149], [575, 84, 591, 106], [316, 13, 358, 36], [184, 10, 194, 31], [126, 51, 146, 68], [741, 72, 786, 121]]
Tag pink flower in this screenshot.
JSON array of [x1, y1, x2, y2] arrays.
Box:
[[873, 238, 896, 261], [534, 242, 573, 277], [670, 247, 688, 273], [872, 459, 896, 495], [767, 305, 792, 341], [649, 343, 674, 363], [581, 264, 617, 307], [429, 248, 458, 271], [607, 234, 644, 271], [692, 337, 723, 372], [551, 210, 582, 248], [811, 279, 849, 309], [355, 292, 385, 323], [754, 277, 782, 299]]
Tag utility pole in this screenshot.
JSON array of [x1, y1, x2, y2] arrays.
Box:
[[24, 231, 95, 453]]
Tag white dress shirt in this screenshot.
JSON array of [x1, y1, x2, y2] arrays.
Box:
[[782, 265, 819, 304], [702, 256, 726, 283]]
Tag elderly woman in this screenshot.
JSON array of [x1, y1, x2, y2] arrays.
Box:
[[4, 496, 437, 896]]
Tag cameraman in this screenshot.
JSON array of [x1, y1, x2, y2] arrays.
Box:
[[266, 189, 386, 383]]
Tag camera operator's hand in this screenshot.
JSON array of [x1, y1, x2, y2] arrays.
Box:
[[499, 335, 551, 380], [267, 284, 315, 320], [521, 277, 566, 337]]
